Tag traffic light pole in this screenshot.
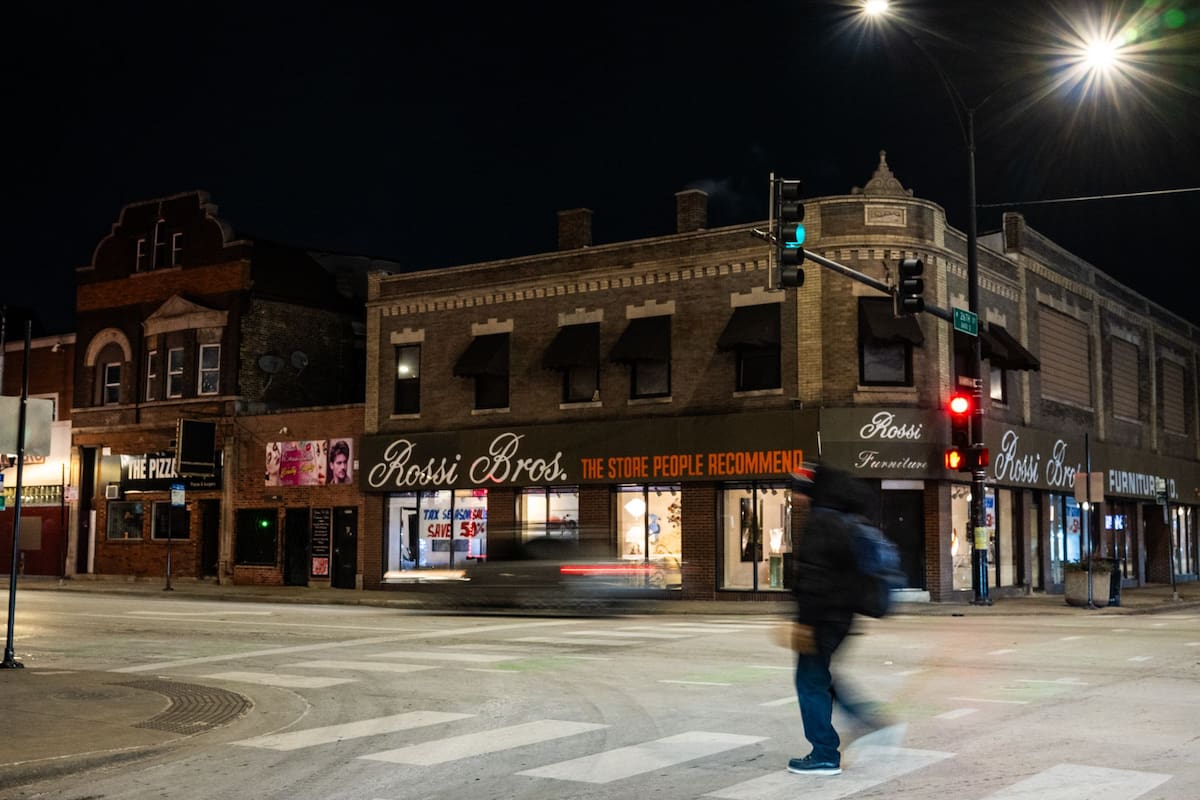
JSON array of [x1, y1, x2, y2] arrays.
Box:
[[966, 109, 991, 606]]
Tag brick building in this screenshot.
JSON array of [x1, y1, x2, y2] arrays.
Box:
[[70, 191, 372, 586], [361, 153, 1200, 602]]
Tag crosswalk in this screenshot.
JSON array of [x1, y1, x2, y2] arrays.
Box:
[[229, 710, 1171, 798]]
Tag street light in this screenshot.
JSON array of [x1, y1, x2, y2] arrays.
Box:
[[861, 4, 1119, 604]]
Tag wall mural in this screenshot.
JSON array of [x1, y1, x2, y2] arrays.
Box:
[[264, 438, 355, 486]]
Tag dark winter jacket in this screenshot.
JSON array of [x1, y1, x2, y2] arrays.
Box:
[[792, 466, 872, 637]]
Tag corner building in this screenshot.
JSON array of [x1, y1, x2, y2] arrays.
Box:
[[361, 154, 1200, 602]]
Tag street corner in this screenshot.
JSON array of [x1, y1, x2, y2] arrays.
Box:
[[0, 667, 253, 791]]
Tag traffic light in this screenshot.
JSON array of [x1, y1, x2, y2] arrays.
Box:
[[897, 257, 924, 313], [776, 179, 805, 288], [946, 392, 973, 473]]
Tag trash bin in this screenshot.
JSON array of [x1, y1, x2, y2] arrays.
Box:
[[1108, 561, 1122, 607]]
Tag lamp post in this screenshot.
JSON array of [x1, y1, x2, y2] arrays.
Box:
[[860, 0, 1122, 603]]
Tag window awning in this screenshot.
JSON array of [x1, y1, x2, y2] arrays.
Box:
[[956, 328, 1007, 363], [610, 315, 671, 363], [717, 304, 781, 351], [861, 300, 924, 346], [987, 323, 1040, 371], [542, 323, 600, 370], [453, 333, 509, 377]]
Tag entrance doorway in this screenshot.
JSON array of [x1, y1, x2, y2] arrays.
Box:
[[283, 508, 310, 586], [200, 500, 220, 578], [880, 490, 925, 589], [332, 506, 358, 589]]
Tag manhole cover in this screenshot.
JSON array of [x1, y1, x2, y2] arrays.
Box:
[[117, 678, 252, 734]]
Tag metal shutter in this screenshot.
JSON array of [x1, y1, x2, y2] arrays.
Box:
[[1038, 306, 1091, 407], [1111, 340, 1139, 420], [1162, 360, 1186, 434]]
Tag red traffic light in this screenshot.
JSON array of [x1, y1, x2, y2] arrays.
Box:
[[948, 393, 971, 416], [944, 448, 964, 470]]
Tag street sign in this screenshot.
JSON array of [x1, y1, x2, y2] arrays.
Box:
[[171, 483, 186, 507], [953, 307, 978, 336], [1154, 477, 1168, 506]]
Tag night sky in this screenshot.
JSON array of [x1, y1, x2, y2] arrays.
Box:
[[9, 1, 1200, 335]]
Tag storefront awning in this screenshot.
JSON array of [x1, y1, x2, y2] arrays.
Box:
[[861, 300, 924, 346], [610, 315, 671, 363], [453, 333, 510, 377], [716, 304, 780, 351], [542, 323, 600, 369], [987, 323, 1040, 371]]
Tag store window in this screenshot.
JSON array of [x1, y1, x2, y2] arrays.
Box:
[[517, 487, 580, 542], [616, 485, 681, 589], [151, 502, 190, 540], [1048, 493, 1083, 585], [107, 501, 144, 540], [721, 483, 791, 591], [235, 508, 278, 566], [950, 484, 972, 591], [1104, 503, 1136, 580], [385, 490, 489, 572], [385, 493, 420, 573], [951, 486, 1016, 590], [1172, 506, 1197, 578]]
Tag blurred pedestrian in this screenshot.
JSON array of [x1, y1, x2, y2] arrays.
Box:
[[787, 465, 897, 776]]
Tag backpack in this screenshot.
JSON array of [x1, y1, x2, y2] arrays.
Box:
[[848, 516, 907, 618]]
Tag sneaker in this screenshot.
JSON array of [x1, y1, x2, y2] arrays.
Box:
[[787, 754, 842, 775]]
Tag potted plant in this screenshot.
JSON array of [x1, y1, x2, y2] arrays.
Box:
[[1063, 558, 1116, 608]]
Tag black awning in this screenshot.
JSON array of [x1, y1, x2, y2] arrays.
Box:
[[987, 323, 1040, 371], [956, 328, 1008, 363], [610, 315, 671, 363], [542, 323, 600, 370], [717, 304, 781, 351], [453, 333, 510, 377], [861, 300, 924, 346]]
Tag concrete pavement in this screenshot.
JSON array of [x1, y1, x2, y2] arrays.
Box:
[[2, 576, 1197, 793]]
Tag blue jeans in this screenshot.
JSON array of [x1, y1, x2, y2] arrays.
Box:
[[794, 627, 879, 763]]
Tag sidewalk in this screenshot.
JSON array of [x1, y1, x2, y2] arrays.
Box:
[[2, 576, 1197, 793]]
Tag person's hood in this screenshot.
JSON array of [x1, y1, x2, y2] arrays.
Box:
[[806, 465, 871, 514]]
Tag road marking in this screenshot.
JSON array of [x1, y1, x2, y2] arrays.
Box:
[[613, 627, 704, 638], [1059, 636, 1085, 641], [370, 649, 524, 663], [509, 636, 630, 647], [1128, 656, 1153, 662], [949, 696, 1029, 705], [519, 731, 766, 784], [1151, 622, 1168, 627], [562, 655, 613, 661], [565, 630, 692, 639], [361, 719, 606, 765], [894, 668, 923, 676], [759, 696, 796, 707], [936, 708, 978, 720], [749, 665, 793, 671], [204, 671, 356, 688], [980, 763, 1171, 799], [129, 610, 274, 616], [464, 668, 518, 674], [660, 623, 744, 632], [234, 710, 471, 751], [31, 670, 76, 676], [285, 660, 435, 674], [111, 620, 577, 673], [659, 679, 733, 686], [1014, 678, 1088, 685], [707, 745, 953, 799], [988, 649, 1017, 655], [1187, 642, 1200, 647]]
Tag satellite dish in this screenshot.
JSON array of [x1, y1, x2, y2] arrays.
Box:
[[291, 351, 309, 372], [258, 355, 284, 374]]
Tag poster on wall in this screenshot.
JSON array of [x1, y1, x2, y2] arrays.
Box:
[[264, 439, 355, 486], [311, 507, 332, 578], [327, 438, 354, 485]]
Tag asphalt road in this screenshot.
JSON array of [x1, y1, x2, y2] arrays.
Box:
[[3, 592, 1198, 799]]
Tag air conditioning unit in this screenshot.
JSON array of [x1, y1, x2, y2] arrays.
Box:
[[105, 484, 121, 500]]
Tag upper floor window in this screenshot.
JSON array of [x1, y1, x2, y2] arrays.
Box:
[[152, 220, 168, 269], [1038, 305, 1091, 408], [198, 344, 220, 395], [146, 350, 158, 401], [453, 333, 510, 410], [858, 298, 921, 386], [1161, 359, 1186, 435], [718, 304, 781, 392], [395, 344, 421, 414], [543, 323, 600, 403], [611, 315, 671, 399], [135, 238, 148, 271], [1111, 339, 1140, 420], [990, 365, 1008, 404], [167, 347, 185, 398], [103, 363, 121, 404], [170, 232, 183, 266]]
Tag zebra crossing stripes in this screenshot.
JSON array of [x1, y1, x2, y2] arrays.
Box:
[[203, 670, 356, 689], [233, 711, 472, 751], [564, 629, 694, 639], [706, 746, 953, 800], [517, 731, 766, 784], [360, 720, 607, 766], [509, 636, 631, 647], [368, 649, 525, 663], [980, 763, 1171, 799], [285, 660, 435, 674]]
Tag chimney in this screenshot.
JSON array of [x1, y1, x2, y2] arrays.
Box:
[[675, 189, 708, 233], [557, 208, 593, 250]]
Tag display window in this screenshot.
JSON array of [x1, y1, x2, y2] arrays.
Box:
[[1172, 506, 1197, 578], [720, 483, 791, 591], [517, 487, 580, 542], [950, 486, 1017, 589], [1104, 503, 1136, 580], [616, 485, 681, 589], [383, 489, 488, 573], [1048, 493, 1082, 585]]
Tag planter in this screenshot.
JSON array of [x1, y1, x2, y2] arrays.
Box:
[[1064, 569, 1109, 608]]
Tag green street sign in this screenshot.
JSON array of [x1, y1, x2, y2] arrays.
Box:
[[953, 307, 978, 336]]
